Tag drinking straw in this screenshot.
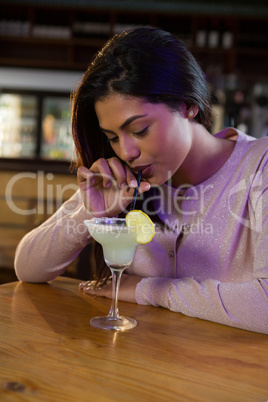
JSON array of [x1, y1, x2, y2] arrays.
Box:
[[130, 171, 142, 210]]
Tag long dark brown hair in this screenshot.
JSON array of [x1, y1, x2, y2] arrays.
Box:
[[71, 26, 213, 282]]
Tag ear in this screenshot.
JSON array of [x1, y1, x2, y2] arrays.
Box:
[[187, 105, 199, 119]]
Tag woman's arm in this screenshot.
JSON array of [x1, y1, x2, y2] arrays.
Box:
[[14, 190, 92, 283], [15, 156, 150, 284], [135, 275, 268, 334], [81, 268, 268, 334]]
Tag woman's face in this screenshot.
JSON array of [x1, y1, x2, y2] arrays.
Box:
[[95, 94, 192, 187]]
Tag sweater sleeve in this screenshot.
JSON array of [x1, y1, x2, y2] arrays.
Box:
[[135, 276, 268, 334], [15, 190, 92, 283], [136, 165, 268, 335]]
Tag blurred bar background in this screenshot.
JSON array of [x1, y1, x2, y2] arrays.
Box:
[[0, 0, 267, 282]]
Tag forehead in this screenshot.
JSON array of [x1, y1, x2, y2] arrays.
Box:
[[95, 94, 144, 114], [95, 94, 165, 126]]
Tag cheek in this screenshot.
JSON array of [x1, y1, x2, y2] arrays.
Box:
[[157, 133, 190, 173], [168, 129, 191, 158]]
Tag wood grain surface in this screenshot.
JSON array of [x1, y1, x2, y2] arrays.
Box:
[[0, 277, 267, 401]]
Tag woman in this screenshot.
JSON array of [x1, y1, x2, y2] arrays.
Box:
[[15, 27, 268, 334]]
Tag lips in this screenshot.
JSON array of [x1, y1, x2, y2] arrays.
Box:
[[132, 164, 153, 178]]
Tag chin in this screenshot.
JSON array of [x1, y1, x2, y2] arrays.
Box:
[[146, 176, 166, 188]]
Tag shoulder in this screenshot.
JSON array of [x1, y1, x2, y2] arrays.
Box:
[[216, 127, 268, 161], [240, 133, 268, 163]]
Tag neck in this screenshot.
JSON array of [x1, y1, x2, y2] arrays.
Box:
[[171, 127, 235, 187]]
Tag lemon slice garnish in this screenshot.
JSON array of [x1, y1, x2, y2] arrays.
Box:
[[126, 210, 155, 244]]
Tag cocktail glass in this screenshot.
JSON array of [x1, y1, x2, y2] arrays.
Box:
[[83, 217, 138, 331]]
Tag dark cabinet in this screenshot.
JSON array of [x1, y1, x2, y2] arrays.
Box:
[[0, 2, 267, 79]]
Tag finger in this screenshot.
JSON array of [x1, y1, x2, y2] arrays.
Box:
[[125, 174, 151, 194], [107, 157, 130, 189], [126, 168, 139, 189], [82, 286, 99, 296], [126, 170, 150, 192], [79, 280, 96, 290], [77, 166, 90, 185], [90, 158, 114, 188], [77, 167, 96, 190], [82, 281, 112, 299], [138, 181, 151, 193]]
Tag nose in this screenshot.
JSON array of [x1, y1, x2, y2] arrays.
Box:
[[119, 136, 140, 163]]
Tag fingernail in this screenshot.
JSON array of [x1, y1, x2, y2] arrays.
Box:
[[121, 182, 126, 189], [143, 183, 151, 191], [130, 180, 137, 188]]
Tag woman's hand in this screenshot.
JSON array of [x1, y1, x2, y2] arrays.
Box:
[[79, 274, 143, 303], [77, 157, 150, 217]]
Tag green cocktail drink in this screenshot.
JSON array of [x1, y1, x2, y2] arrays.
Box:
[[86, 219, 138, 268], [84, 217, 138, 331]]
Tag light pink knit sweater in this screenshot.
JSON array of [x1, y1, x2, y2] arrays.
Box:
[[15, 129, 268, 334]]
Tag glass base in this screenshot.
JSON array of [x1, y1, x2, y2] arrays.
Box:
[[90, 315, 137, 331]]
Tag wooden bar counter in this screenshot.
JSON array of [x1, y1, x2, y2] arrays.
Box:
[[0, 277, 267, 401]]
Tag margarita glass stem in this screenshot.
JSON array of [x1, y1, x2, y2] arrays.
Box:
[[108, 268, 124, 319]]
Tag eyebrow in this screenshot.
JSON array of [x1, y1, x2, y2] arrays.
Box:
[[99, 114, 147, 134]]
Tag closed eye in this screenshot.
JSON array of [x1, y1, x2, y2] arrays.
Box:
[[106, 136, 119, 144], [106, 126, 149, 144], [133, 126, 149, 136]]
